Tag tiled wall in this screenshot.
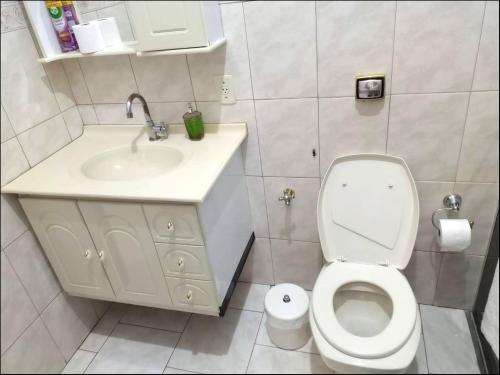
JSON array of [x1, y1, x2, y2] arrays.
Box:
[[1, 2, 499, 370], [64, 1, 499, 311], [1, 1, 107, 372]]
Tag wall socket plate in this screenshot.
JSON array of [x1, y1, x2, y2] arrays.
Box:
[[216, 75, 236, 104]]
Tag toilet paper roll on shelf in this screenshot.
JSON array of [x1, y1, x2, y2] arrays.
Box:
[[72, 17, 122, 54], [72, 22, 106, 53]]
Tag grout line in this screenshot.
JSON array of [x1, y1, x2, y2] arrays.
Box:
[[385, 1, 398, 153], [244, 311, 264, 374], [453, 1, 488, 184], [241, 0, 265, 178], [164, 313, 194, 372], [1, 228, 30, 253], [314, 0, 321, 179], [184, 54, 197, 105]]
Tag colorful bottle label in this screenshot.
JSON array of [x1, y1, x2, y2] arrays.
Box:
[[45, 0, 78, 52]]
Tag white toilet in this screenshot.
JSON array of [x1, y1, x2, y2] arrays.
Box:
[[310, 154, 421, 374]]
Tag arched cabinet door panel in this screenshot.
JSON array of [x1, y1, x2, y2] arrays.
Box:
[[78, 201, 172, 307], [19, 198, 115, 300]]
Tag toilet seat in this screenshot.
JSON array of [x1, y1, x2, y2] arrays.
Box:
[[312, 261, 417, 360]]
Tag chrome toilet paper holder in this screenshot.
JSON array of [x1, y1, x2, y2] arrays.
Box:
[[431, 194, 474, 234]]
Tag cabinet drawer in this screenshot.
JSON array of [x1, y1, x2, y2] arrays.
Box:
[[156, 243, 212, 280], [166, 277, 218, 314], [143, 204, 203, 245]]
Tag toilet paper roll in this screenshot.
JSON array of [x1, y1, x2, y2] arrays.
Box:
[[438, 219, 471, 252], [93, 18, 122, 47], [72, 22, 105, 54]]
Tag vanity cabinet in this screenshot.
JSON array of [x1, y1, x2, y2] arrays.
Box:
[[8, 127, 253, 317]]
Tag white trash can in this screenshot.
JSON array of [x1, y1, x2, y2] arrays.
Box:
[[264, 283, 310, 350]]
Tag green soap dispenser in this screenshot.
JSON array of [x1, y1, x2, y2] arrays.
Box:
[[183, 103, 204, 140]]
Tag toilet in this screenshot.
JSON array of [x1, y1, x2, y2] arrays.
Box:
[[310, 154, 421, 374]]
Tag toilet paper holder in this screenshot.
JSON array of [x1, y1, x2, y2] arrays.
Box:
[[431, 194, 474, 234]]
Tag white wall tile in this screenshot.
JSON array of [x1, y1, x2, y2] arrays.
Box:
[[239, 237, 274, 285], [392, 1, 484, 93], [473, 1, 499, 91], [1, 105, 14, 142], [62, 349, 96, 374], [387, 93, 469, 181], [319, 97, 389, 175], [317, 1, 396, 97], [94, 103, 145, 125], [4, 231, 61, 312], [62, 106, 84, 140], [79, 55, 137, 103], [246, 176, 269, 237], [97, 3, 134, 42], [256, 98, 319, 177], [434, 254, 485, 310], [457, 91, 499, 182], [148, 102, 192, 125], [41, 293, 98, 361], [404, 250, 442, 305], [0, 318, 66, 374], [17, 114, 71, 166], [62, 60, 92, 105], [130, 55, 194, 102], [0, 137, 29, 186], [271, 239, 322, 290], [78, 104, 99, 125], [196, 100, 262, 175], [264, 177, 320, 242], [0, 2, 26, 33], [0, 194, 28, 249], [188, 2, 253, 101], [1, 252, 38, 355], [414, 182, 455, 252], [244, 1, 317, 99], [44, 60, 76, 112], [1, 29, 60, 134], [454, 182, 499, 256]]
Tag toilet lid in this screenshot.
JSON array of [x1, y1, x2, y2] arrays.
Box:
[[318, 154, 419, 268], [312, 262, 418, 359]]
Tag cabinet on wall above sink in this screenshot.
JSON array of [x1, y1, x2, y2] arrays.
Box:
[[2, 124, 254, 316], [24, 1, 226, 63]]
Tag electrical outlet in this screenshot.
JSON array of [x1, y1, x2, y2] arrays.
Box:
[[216, 75, 236, 104]]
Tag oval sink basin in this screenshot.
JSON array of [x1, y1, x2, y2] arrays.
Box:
[[82, 145, 184, 181]]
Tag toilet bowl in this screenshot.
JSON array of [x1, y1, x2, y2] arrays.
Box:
[[311, 154, 420, 374]]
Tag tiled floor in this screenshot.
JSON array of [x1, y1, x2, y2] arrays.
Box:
[[62, 282, 481, 374]]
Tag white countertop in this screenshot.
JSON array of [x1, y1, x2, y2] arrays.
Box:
[[1, 124, 247, 203]]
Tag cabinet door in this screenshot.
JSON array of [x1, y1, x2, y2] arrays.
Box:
[[78, 201, 172, 307], [19, 198, 115, 299], [127, 1, 207, 51]]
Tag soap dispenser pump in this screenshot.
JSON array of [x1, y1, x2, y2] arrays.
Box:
[[183, 103, 204, 140]]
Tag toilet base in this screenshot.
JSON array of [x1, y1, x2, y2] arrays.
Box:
[[309, 308, 421, 374]]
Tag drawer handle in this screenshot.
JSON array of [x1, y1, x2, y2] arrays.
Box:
[[84, 249, 92, 259], [167, 221, 175, 231], [98, 251, 105, 260], [186, 290, 193, 302], [177, 257, 184, 269]]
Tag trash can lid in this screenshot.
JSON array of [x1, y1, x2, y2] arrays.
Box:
[[265, 283, 309, 321]]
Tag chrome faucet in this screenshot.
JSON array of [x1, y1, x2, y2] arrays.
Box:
[[126, 93, 168, 141]]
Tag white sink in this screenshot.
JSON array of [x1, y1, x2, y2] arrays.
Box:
[[82, 145, 184, 181]]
